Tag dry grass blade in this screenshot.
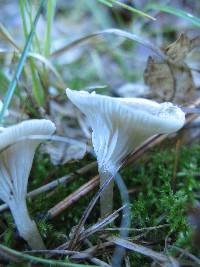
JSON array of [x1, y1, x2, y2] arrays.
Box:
[[68, 173, 114, 250], [105, 224, 169, 232], [70, 242, 113, 261], [109, 237, 178, 264], [79, 206, 125, 241], [169, 245, 200, 265], [51, 28, 165, 59], [27, 248, 110, 267], [89, 258, 111, 267], [27, 249, 111, 267], [0, 244, 94, 267]]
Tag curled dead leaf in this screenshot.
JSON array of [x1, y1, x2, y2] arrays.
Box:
[[144, 33, 197, 104], [165, 33, 191, 63]]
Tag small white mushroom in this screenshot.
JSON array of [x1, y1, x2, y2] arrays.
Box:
[[66, 88, 185, 217], [0, 119, 56, 249]]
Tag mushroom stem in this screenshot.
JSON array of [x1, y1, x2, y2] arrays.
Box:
[[99, 169, 114, 218], [9, 199, 45, 250]]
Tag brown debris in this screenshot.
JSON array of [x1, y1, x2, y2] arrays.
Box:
[[165, 33, 192, 63], [144, 33, 197, 104]]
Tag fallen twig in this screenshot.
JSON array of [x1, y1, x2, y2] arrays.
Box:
[[169, 245, 200, 265], [68, 173, 115, 250], [0, 161, 97, 212], [47, 175, 99, 219], [0, 244, 93, 267], [78, 206, 125, 242], [104, 224, 169, 232], [70, 242, 113, 260], [108, 237, 178, 265]]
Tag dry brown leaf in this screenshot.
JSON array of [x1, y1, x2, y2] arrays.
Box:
[[165, 33, 191, 63], [144, 33, 197, 104], [144, 56, 175, 101]]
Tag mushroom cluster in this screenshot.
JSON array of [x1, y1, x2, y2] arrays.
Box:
[[66, 88, 185, 217], [0, 119, 56, 249]]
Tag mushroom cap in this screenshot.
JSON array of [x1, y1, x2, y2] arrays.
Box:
[[0, 119, 56, 151], [0, 119, 56, 204], [66, 88, 185, 173], [0, 119, 55, 249]]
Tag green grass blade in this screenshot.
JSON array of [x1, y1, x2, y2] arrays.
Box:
[[0, 0, 46, 123], [52, 28, 165, 59], [25, 1, 42, 53], [0, 244, 97, 267], [111, 0, 155, 20], [147, 4, 200, 27], [19, 0, 45, 107], [98, 0, 112, 7], [19, 0, 29, 38], [98, 0, 156, 20], [29, 61, 45, 106], [44, 0, 56, 57]]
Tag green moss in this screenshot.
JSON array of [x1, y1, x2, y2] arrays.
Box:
[[1, 144, 200, 265], [120, 144, 200, 264]]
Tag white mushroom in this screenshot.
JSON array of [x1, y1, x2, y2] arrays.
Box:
[[0, 119, 56, 249], [66, 88, 185, 217]]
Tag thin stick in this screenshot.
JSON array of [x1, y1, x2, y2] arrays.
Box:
[[79, 206, 124, 241], [47, 175, 99, 219], [68, 173, 115, 250], [25, 248, 111, 267], [0, 162, 97, 212], [0, 244, 93, 267], [70, 242, 113, 260], [109, 237, 176, 263], [104, 224, 169, 232]]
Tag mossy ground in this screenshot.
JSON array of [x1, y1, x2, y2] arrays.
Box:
[[1, 142, 200, 265], [121, 143, 200, 265]]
